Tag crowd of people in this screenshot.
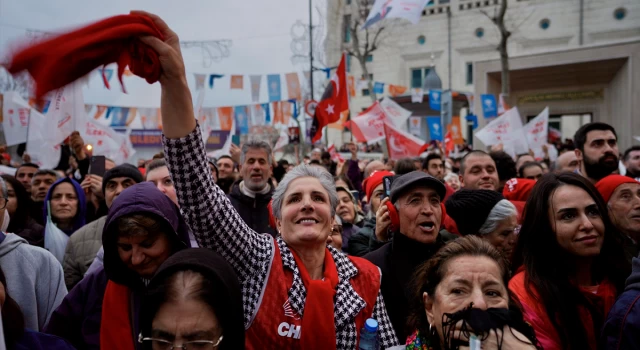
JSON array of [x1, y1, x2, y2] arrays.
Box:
[[1, 11, 640, 350]]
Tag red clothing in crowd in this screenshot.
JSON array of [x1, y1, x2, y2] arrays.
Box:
[[509, 270, 617, 350]]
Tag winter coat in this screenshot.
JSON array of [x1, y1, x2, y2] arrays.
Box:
[[348, 216, 391, 257], [63, 216, 107, 290], [14, 329, 76, 350], [162, 124, 400, 349], [44, 182, 191, 350], [228, 181, 276, 237], [602, 255, 640, 349], [13, 216, 45, 247], [0, 233, 67, 331], [364, 229, 458, 341]]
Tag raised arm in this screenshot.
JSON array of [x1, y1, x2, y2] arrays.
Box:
[[136, 11, 272, 280]]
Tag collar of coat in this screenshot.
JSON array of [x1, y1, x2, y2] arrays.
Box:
[[276, 236, 367, 329]]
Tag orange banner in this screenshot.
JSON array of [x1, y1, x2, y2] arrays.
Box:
[[389, 84, 407, 97], [272, 101, 284, 125], [230, 75, 244, 89], [448, 116, 465, 145], [285, 73, 301, 99], [348, 76, 356, 97], [282, 101, 293, 125], [217, 106, 234, 131]]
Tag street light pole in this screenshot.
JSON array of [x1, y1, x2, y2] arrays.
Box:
[[308, 0, 314, 101]]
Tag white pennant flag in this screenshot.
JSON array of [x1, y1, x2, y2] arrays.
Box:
[[523, 107, 549, 150], [1, 92, 30, 146], [411, 88, 424, 103], [475, 107, 529, 157]]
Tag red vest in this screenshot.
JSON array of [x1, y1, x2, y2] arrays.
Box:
[[245, 244, 381, 349]]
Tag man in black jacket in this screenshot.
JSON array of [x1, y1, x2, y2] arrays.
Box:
[[364, 171, 456, 341], [228, 139, 276, 237]]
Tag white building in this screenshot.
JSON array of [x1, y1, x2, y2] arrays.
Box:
[[324, 0, 640, 150]]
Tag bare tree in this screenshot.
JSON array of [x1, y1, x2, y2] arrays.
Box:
[[344, 0, 387, 103], [481, 1, 511, 96]]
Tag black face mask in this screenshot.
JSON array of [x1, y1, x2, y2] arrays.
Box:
[[439, 304, 535, 350]]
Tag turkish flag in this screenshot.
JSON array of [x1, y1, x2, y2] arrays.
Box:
[[348, 102, 389, 144], [383, 121, 426, 160], [310, 53, 349, 142], [444, 130, 454, 154]]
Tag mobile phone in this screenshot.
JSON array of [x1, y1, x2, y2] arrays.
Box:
[[89, 155, 106, 177], [232, 135, 240, 146], [350, 190, 360, 204], [382, 175, 393, 199]]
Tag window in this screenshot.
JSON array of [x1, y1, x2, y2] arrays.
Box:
[[539, 18, 550, 30], [466, 62, 473, 85], [362, 89, 371, 96], [368, 73, 374, 81], [346, 0, 352, 4], [475, 27, 484, 38], [343, 15, 351, 43], [614, 7, 626, 20], [366, 55, 373, 62], [410, 68, 431, 89], [417, 35, 426, 45]]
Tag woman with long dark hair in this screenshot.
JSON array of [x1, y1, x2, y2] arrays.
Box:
[[0, 175, 45, 247], [509, 172, 630, 350]]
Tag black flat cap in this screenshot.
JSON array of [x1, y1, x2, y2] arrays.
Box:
[[390, 170, 446, 203]]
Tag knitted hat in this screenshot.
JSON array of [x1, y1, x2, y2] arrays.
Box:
[[102, 164, 144, 194], [362, 170, 394, 201], [595, 175, 640, 203], [502, 178, 536, 202], [445, 189, 505, 236]]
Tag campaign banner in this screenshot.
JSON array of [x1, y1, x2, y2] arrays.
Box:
[[286, 73, 301, 100], [426, 116, 443, 141], [481, 94, 497, 119], [45, 83, 86, 144], [449, 116, 464, 145], [475, 107, 528, 156], [523, 107, 549, 149], [429, 90, 441, 111], [230, 75, 243, 89], [120, 129, 229, 149], [466, 114, 478, 130], [234, 106, 250, 134], [373, 82, 385, 94], [106, 107, 137, 128], [80, 120, 135, 165], [26, 108, 61, 169], [411, 88, 424, 103], [384, 121, 427, 161], [288, 127, 300, 144], [217, 107, 234, 131], [349, 102, 390, 144], [250, 75, 262, 103], [267, 74, 282, 101], [409, 116, 422, 137]]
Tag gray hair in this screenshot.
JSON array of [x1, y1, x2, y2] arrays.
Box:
[[241, 139, 273, 165], [444, 172, 459, 183], [33, 169, 60, 181], [478, 199, 517, 235], [271, 164, 338, 220]]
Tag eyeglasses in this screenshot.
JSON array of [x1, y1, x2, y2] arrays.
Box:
[[138, 333, 223, 350]]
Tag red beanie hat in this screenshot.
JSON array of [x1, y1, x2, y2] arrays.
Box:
[[362, 170, 394, 202], [595, 175, 639, 203], [503, 178, 536, 202]]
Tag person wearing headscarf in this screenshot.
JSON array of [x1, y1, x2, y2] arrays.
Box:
[[139, 248, 245, 349], [44, 182, 192, 350]]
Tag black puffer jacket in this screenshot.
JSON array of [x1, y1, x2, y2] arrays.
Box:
[[228, 181, 276, 237]]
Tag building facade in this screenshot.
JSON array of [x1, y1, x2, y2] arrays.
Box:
[[324, 0, 639, 149]]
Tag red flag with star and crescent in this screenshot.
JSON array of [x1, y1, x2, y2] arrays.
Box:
[[310, 53, 349, 143]]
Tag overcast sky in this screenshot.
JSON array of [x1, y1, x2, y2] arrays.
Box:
[[0, 0, 327, 108]]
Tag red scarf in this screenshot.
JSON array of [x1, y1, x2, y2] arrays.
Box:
[[100, 281, 135, 350], [291, 248, 339, 350], [8, 14, 164, 98]]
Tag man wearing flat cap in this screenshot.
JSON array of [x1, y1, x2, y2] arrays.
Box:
[[364, 170, 457, 341]]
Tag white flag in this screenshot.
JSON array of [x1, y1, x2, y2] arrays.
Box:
[[362, 0, 430, 29], [26, 109, 62, 169], [475, 107, 529, 157], [380, 97, 412, 131], [411, 88, 424, 103], [45, 82, 86, 145], [1, 92, 30, 146], [274, 129, 289, 151], [79, 119, 134, 165], [523, 107, 549, 150]]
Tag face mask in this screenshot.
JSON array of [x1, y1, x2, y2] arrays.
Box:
[[439, 303, 536, 350]]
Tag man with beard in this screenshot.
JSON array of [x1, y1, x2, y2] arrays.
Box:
[[623, 146, 640, 181], [227, 139, 276, 237], [574, 122, 619, 183]]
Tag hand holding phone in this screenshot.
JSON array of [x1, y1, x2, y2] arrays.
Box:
[[89, 155, 106, 177]]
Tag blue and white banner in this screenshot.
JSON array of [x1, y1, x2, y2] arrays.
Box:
[[426, 116, 443, 141], [267, 74, 282, 102], [234, 106, 250, 134], [261, 103, 271, 124], [429, 90, 441, 111], [373, 82, 385, 94], [481, 94, 497, 119], [466, 114, 478, 130]]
